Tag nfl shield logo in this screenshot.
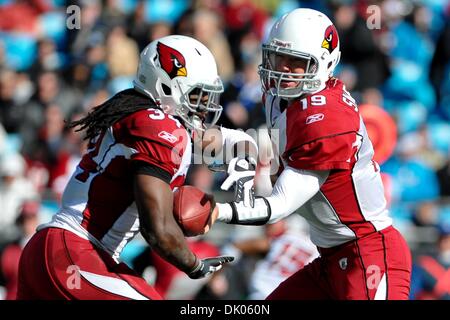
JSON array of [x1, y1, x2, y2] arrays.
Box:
[[339, 257, 348, 270]]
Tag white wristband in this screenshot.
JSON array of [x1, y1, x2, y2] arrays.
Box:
[[216, 202, 233, 222]]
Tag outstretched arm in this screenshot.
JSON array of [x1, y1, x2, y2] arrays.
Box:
[[201, 126, 258, 166], [215, 166, 329, 225]]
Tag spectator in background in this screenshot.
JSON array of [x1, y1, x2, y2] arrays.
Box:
[[49, 112, 87, 202], [193, 9, 235, 84], [429, 19, 450, 111], [0, 200, 40, 300], [332, 1, 391, 93], [414, 201, 439, 225], [20, 71, 82, 155], [148, 22, 172, 44], [244, 217, 319, 300], [100, 0, 127, 30], [127, 1, 152, 51], [382, 132, 440, 204], [224, 102, 249, 130], [28, 38, 63, 81], [219, 43, 265, 130], [12, 73, 33, 107], [68, 0, 104, 59], [173, 3, 198, 37], [223, 0, 268, 71], [106, 25, 139, 80], [410, 222, 450, 300], [0, 0, 50, 35], [31, 106, 86, 202], [437, 156, 450, 197], [82, 89, 110, 113], [77, 39, 109, 91], [0, 153, 39, 244], [0, 70, 23, 134], [39, 104, 66, 158]]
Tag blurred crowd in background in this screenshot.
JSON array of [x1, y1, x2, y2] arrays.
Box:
[[0, 0, 449, 300]]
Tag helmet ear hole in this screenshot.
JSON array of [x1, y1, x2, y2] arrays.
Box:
[[161, 83, 171, 95]]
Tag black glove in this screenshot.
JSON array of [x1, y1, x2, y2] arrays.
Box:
[[188, 256, 234, 279]]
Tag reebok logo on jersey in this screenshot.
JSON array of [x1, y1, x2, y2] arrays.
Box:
[[158, 131, 178, 144], [306, 113, 324, 124]]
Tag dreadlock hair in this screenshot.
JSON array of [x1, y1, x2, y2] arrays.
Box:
[[67, 89, 156, 141]]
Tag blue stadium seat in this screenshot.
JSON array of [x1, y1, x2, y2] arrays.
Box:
[[382, 157, 440, 203], [427, 119, 450, 155], [391, 101, 428, 134], [0, 133, 22, 157], [120, 238, 147, 267], [107, 76, 134, 95], [144, 0, 189, 24], [38, 11, 67, 47], [383, 20, 437, 110], [0, 32, 36, 71], [438, 206, 450, 230], [116, 0, 139, 14]]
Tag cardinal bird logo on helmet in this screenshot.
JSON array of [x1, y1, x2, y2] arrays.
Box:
[[156, 42, 187, 79], [321, 25, 339, 54]]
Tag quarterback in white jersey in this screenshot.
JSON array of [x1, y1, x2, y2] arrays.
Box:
[[213, 9, 412, 300]]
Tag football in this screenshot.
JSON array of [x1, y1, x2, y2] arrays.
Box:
[[173, 186, 214, 237]]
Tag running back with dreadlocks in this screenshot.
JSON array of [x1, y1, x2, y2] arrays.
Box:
[[68, 89, 156, 141], [16, 35, 247, 301]]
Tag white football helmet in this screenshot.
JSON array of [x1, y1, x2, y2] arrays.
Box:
[[133, 35, 223, 131], [259, 8, 341, 98]]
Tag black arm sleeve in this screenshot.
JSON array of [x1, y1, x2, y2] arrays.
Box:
[[132, 161, 172, 185]]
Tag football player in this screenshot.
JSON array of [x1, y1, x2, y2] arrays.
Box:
[[212, 9, 412, 300], [16, 35, 256, 300]]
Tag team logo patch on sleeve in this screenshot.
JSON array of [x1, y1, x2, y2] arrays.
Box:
[[158, 131, 178, 143], [306, 113, 325, 124]]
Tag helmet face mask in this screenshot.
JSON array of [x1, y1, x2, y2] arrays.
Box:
[[175, 81, 223, 131], [259, 44, 321, 98], [258, 8, 341, 99], [133, 35, 224, 131]]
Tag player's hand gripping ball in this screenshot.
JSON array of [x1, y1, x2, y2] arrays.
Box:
[[173, 186, 215, 237]]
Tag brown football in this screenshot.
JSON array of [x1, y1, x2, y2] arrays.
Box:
[[173, 186, 214, 237]]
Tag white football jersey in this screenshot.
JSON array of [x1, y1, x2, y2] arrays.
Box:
[[264, 79, 392, 248], [39, 108, 192, 261]]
